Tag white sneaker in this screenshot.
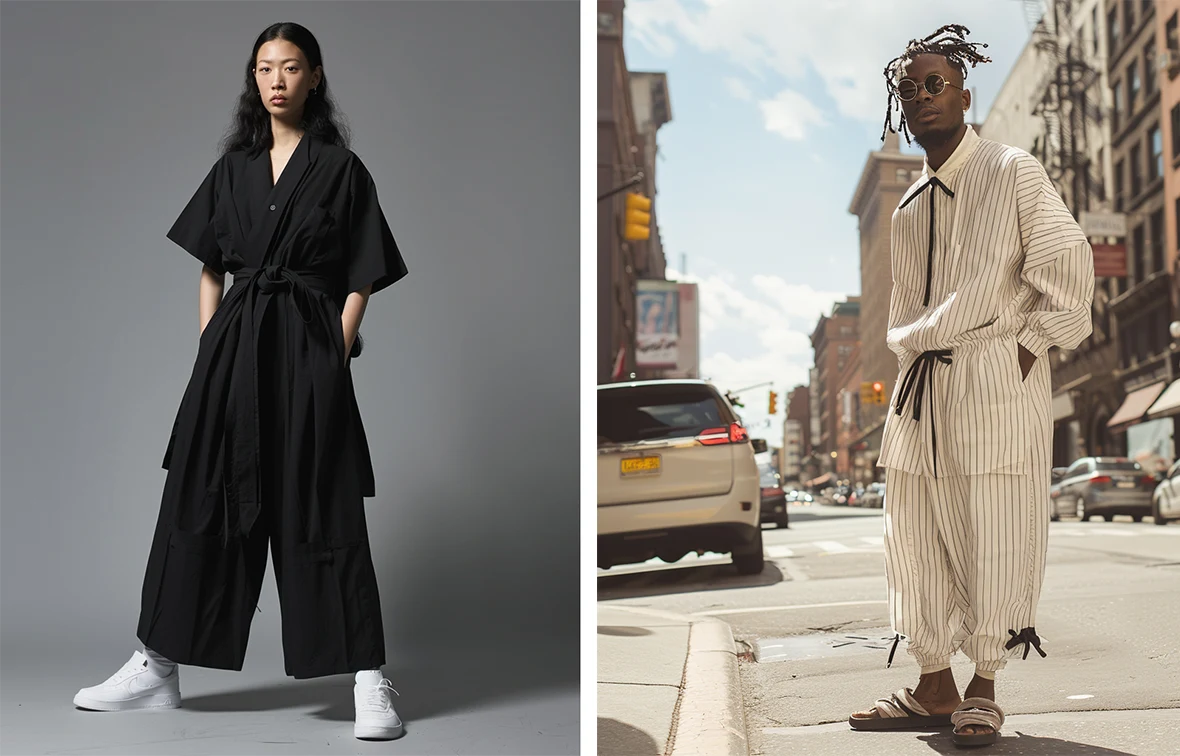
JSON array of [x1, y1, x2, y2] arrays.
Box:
[[73, 650, 181, 711], [353, 670, 403, 740]]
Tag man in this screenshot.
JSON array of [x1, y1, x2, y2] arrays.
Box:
[[847, 25, 1094, 748]]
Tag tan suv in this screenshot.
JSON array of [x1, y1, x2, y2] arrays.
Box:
[[597, 379, 765, 575]]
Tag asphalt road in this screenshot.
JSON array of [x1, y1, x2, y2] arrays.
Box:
[[598, 502, 1180, 755]]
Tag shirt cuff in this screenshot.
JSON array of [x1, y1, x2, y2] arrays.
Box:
[[1016, 324, 1051, 357]]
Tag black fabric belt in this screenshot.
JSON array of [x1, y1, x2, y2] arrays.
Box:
[[898, 176, 954, 307], [894, 349, 953, 478], [221, 265, 335, 545]]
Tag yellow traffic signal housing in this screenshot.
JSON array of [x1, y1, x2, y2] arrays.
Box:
[[623, 192, 652, 240], [859, 381, 874, 406], [768, 390, 778, 415], [872, 380, 886, 405]]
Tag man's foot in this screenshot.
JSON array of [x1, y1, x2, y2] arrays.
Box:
[[849, 667, 961, 722], [354, 670, 403, 740], [73, 650, 181, 711], [955, 674, 997, 737]]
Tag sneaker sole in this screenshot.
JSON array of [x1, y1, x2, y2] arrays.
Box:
[[354, 722, 404, 740], [73, 691, 181, 711]]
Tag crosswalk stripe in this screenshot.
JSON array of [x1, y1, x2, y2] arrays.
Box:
[[815, 540, 853, 554], [766, 545, 795, 558], [860, 536, 885, 546]]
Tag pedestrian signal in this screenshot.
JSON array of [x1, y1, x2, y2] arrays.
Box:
[[623, 192, 652, 240], [768, 390, 778, 415]]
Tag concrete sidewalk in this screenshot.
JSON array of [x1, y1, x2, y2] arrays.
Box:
[[597, 604, 748, 756]]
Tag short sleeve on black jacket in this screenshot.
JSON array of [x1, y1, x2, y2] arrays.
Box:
[[166, 157, 225, 274], [345, 158, 408, 295]]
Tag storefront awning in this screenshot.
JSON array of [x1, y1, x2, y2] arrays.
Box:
[[1147, 379, 1180, 419], [1107, 381, 1167, 432]]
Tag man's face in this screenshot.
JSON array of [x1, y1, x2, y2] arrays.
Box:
[[896, 53, 968, 146]]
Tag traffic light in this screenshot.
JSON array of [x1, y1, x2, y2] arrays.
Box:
[[623, 192, 652, 240], [859, 381, 874, 406], [872, 381, 886, 405], [768, 390, 778, 415]]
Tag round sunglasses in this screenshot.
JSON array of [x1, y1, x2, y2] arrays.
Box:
[[895, 73, 963, 102]]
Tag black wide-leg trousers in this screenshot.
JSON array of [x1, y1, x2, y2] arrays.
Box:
[[136, 309, 386, 679]]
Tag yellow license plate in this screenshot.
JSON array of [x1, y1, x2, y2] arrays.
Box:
[[621, 456, 661, 476]]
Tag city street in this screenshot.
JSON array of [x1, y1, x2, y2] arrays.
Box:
[[598, 501, 1180, 755]]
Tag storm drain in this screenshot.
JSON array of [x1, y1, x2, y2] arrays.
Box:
[[755, 626, 895, 663]]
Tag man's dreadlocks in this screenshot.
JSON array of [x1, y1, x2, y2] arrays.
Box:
[[881, 24, 992, 144]]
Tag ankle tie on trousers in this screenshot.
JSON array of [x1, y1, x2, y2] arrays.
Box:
[[887, 633, 901, 668], [1005, 627, 1047, 660]]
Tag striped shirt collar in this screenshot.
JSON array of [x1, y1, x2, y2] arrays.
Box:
[[920, 124, 980, 186]]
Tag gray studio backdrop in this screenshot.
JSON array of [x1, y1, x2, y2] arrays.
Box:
[[1, 0, 577, 693]]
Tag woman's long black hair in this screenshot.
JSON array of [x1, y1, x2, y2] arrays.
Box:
[[219, 22, 364, 358], [220, 21, 351, 157]]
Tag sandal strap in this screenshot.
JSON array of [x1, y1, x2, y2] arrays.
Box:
[[952, 697, 1005, 731], [873, 688, 930, 718]]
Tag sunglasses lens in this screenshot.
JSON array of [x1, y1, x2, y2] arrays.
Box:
[[897, 80, 918, 100], [925, 74, 945, 96]]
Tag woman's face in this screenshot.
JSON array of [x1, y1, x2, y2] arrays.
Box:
[[254, 39, 320, 120]]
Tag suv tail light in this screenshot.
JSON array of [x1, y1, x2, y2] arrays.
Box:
[[1141, 475, 1157, 487], [698, 422, 748, 445], [1090, 474, 1112, 485]]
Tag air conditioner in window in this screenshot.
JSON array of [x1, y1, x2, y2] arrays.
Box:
[[1162, 48, 1180, 79]]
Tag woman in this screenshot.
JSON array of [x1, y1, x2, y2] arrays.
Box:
[[72, 22, 408, 742]]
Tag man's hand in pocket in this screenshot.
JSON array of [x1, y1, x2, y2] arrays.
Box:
[[1018, 344, 1037, 381]]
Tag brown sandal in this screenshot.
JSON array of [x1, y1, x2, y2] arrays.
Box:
[[848, 687, 954, 730], [951, 697, 1005, 747]]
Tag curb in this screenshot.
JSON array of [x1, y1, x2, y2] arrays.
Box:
[[668, 617, 749, 756]]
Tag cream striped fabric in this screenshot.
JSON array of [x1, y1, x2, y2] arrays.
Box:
[[878, 125, 1094, 478]]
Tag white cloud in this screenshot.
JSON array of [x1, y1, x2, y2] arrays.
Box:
[[724, 76, 754, 102], [758, 89, 827, 141], [625, 0, 1029, 126]]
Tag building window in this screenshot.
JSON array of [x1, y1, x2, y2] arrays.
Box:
[[1169, 12, 1179, 54], [1113, 80, 1123, 132], [1128, 61, 1140, 114], [1143, 0, 1153, 19], [1173, 105, 1180, 159], [1132, 223, 1145, 285], [1151, 208, 1164, 274], [1109, 7, 1120, 53], [1149, 123, 1163, 180], [1092, 6, 1100, 55], [1145, 41, 1157, 96], [1124, 0, 1135, 32], [1131, 142, 1142, 197], [895, 168, 908, 183], [1115, 158, 1125, 211], [1095, 146, 1107, 202], [1175, 197, 1180, 250]]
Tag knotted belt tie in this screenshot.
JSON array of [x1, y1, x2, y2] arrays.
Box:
[[894, 349, 953, 478], [1005, 627, 1047, 660], [898, 176, 954, 307], [222, 264, 335, 546]]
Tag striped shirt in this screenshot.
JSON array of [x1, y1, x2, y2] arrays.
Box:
[[878, 125, 1095, 478]]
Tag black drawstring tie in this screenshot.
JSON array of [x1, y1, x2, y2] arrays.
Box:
[[1005, 627, 1047, 660], [898, 176, 954, 306], [894, 349, 953, 477], [887, 633, 902, 668]]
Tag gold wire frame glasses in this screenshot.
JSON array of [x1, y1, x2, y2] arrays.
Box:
[[895, 73, 963, 102]]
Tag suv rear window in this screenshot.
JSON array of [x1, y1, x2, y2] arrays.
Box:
[[599, 385, 729, 444]]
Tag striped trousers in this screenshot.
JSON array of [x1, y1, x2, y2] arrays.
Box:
[[882, 462, 1051, 674]]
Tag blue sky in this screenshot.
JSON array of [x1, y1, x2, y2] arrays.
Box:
[[622, 0, 1038, 445]]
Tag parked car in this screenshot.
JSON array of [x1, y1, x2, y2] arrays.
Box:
[[597, 379, 765, 575], [758, 463, 789, 528], [858, 482, 885, 509], [1051, 457, 1156, 522], [1151, 459, 1180, 525]]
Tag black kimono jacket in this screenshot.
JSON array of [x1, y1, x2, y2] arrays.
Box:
[[160, 134, 407, 546]]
